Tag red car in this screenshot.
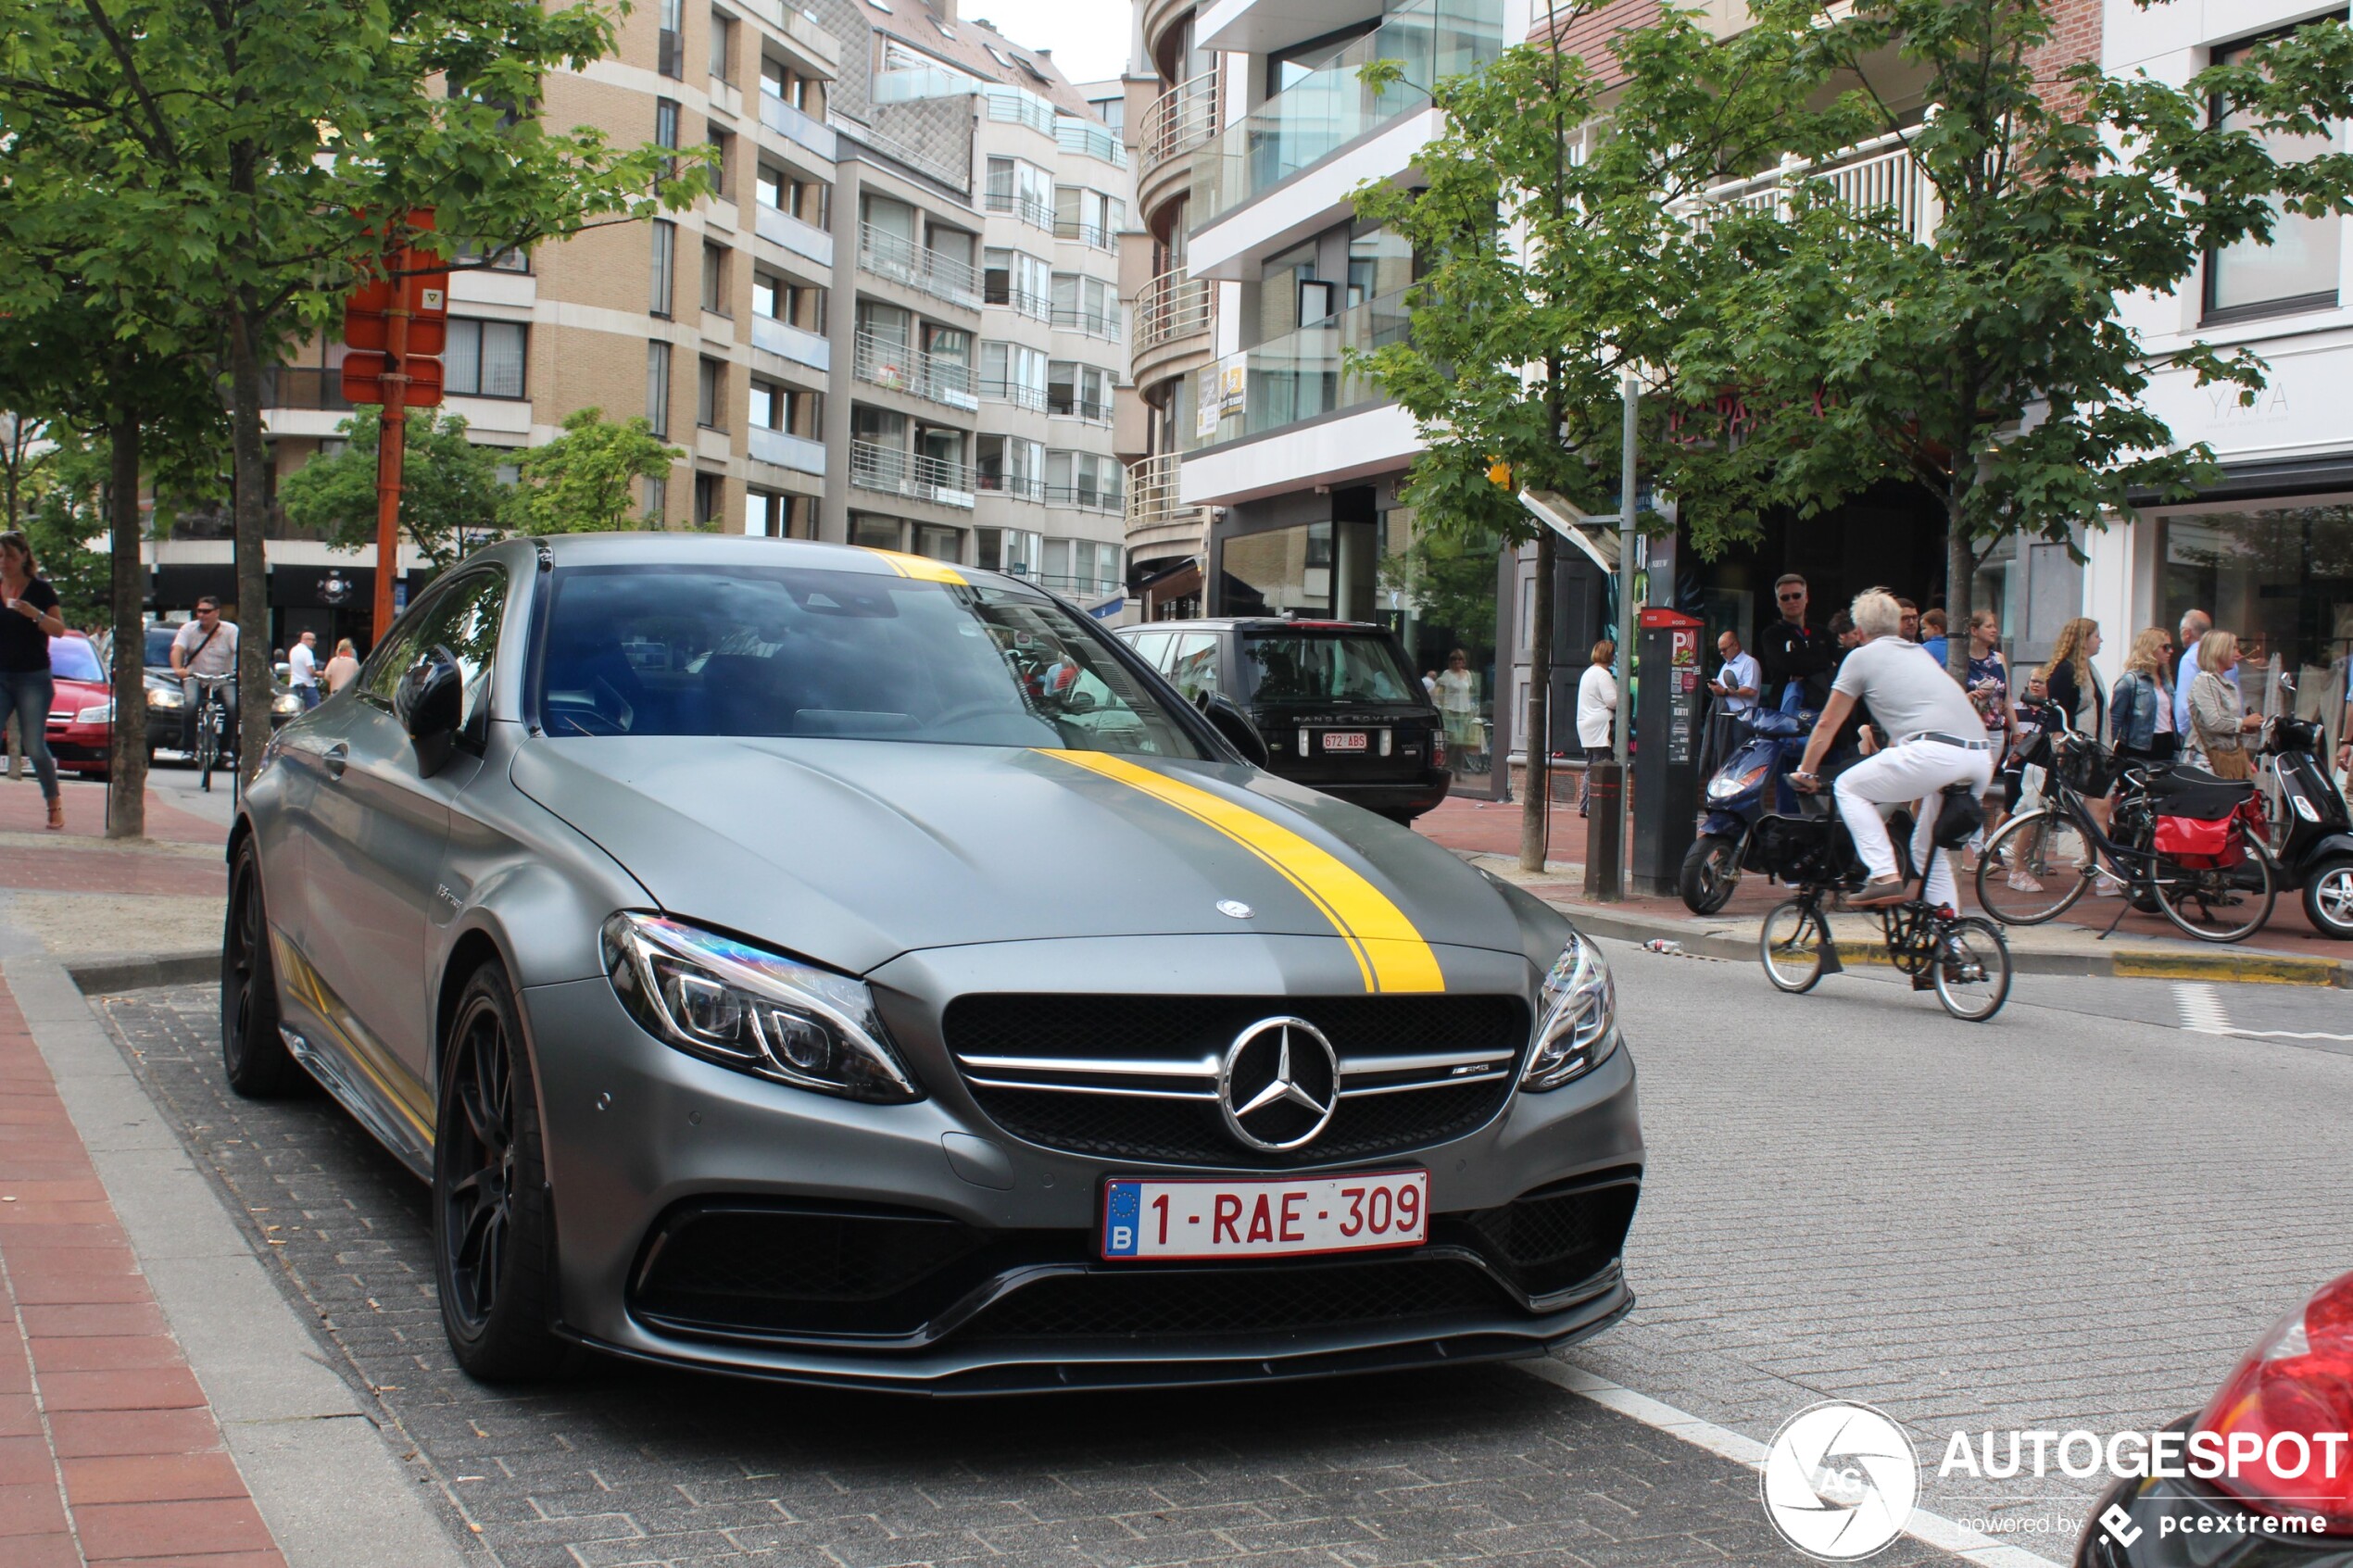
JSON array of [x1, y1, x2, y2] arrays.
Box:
[[42, 633, 114, 778]]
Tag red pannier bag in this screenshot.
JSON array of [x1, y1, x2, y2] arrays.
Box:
[[2154, 812, 2234, 868]]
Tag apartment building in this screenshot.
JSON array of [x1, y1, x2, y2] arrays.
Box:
[[206, 0, 1129, 651], [2085, 0, 2352, 747]]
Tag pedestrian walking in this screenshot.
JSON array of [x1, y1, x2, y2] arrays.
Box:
[[1790, 590, 1994, 909], [288, 630, 321, 709], [0, 531, 69, 830], [1757, 573, 1835, 711], [2040, 618, 2107, 739], [2187, 629, 2263, 781], [324, 637, 360, 695], [1433, 649, 1485, 771], [1575, 639, 1617, 819], [2109, 627, 2179, 769], [2173, 609, 2240, 738]]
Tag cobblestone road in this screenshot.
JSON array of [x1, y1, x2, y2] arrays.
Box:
[[96, 984, 1969, 1568]]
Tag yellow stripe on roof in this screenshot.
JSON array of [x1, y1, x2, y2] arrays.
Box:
[[862, 547, 966, 584], [1038, 750, 1445, 994]]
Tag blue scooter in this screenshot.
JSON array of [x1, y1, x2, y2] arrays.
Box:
[[1680, 706, 1814, 913]]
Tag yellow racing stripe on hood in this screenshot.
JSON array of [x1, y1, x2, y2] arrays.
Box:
[[1039, 750, 1445, 993], [862, 547, 967, 584]]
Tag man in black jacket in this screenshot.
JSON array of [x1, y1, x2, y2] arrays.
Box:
[[1756, 573, 1835, 712]]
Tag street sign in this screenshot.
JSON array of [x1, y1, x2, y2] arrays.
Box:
[[340, 353, 445, 408], [344, 314, 447, 357]]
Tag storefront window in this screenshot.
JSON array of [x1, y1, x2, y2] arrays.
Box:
[[1377, 508, 1500, 790], [2158, 501, 2353, 727], [1222, 522, 1334, 616]]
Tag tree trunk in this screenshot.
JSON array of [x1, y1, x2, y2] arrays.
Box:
[[1519, 528, 1556, 873], [229, 304, 272, 788], [1944, 495, 1971, 683], [106, 401, 146, 840]]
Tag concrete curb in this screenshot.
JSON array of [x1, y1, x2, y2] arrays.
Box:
[[65, 950, 219, 997], [10, 953, 473, 1568]]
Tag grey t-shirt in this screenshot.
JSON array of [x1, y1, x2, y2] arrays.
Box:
[[1831, 634, 1985, 744]]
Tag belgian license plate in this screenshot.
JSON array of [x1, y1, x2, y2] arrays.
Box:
[[1100, 1170, 1428, 1261], [1323, 731, 1368, 752]]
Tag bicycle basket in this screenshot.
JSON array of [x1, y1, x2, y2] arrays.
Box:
[[2056, 734, 2118, 795], [1750, 813, 1838, 881]]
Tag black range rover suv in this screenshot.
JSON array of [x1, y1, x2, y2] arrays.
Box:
[[1119, 618, 1453, 823]]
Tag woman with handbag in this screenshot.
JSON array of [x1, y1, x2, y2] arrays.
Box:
[[2187, 630, 2263, 781]]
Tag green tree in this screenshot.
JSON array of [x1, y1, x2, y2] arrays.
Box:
[[501, 408, 685, 536], [20, 432, 115, 627], [1675, 0, 2353, 676], [281, 409, 507, 570], [0, 0, 710, 782], [1351, 3, 1822, 870]]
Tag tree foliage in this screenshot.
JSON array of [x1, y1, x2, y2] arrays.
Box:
[[501, 408, 685, 537], [20, 432, 118, 628], [280, 408, 507, 569]]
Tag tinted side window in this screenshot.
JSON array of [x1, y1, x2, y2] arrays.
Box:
[[1126, 631, 1170, 670], [1166, 633, 1220, 701], [355, 571, 510, 736]]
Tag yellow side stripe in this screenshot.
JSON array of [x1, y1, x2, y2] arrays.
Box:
[[1038, 750, 1445, 994], [862, 547, 967, 584]]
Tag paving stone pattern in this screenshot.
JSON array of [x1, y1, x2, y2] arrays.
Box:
[[96, 985, 1966, 1568]]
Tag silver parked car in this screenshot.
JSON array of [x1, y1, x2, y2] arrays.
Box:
[[225, 534, 1642, 1391]]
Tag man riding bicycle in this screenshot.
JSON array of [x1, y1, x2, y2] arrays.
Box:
[[1790, 590, 1994, 909], [168, 596, 239, 759]]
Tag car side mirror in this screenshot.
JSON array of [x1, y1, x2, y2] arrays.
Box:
[[394, 644, 465, 776], [1199, 690, 1270, 769]]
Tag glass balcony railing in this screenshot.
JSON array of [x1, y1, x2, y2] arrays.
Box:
[[1183, 285, 1412, 451], [854, 332, 979, 410], [1191, 0, 1503, 231]]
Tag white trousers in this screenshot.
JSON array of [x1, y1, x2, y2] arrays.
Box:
[[1832, 740, 1995, 909]]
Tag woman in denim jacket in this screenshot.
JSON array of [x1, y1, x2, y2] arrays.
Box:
[[2109, 627, 2178, 768]]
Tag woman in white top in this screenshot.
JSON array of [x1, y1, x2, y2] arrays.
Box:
[[1576, 639, 1617, 818], [1432, 647, 1484, 770]]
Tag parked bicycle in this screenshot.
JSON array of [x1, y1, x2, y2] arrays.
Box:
[[1753, 798, 2013, 1021], [189, 672, 234, 796], [1972, 722, 2275, 943]]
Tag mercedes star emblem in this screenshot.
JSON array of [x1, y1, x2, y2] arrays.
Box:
[[1218, 1016, 1340, 1151], [1215, 899, 1253, 919]]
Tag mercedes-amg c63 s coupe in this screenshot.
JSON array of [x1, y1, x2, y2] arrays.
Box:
[[223, 534, 1642, 1392]]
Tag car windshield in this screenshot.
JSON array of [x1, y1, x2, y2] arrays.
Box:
[[49, 637, 103, 684], [1238, 632, 1421, 707], [145, 626, 177, 668], [535, 564, 1210, 759]]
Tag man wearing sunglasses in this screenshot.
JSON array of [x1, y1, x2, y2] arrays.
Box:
[[1757, 573, 1836, 712]]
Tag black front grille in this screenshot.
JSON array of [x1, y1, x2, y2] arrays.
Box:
[[946, 994, 1528, 1168], [1449, 1173, 1641, 1299], [964, 1257, 1510, 1341], [632, 1203, 1010, 1337]]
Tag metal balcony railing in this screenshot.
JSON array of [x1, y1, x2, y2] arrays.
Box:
[[1684, 128, 1943, 245], [1051, 304, 1121, 341], [984, 191, 1055, 232], [1043, 483, 1123, 513], [1136, 270, 1212, 353], [983, 280, 1051, 320], [857, 223, 980, 309], [1141, 71, 1217, 169], [975, 471, 1046, 501], [849, 440, 975, 508], [1126, 451, 1210, 549], [1053, 218, 1116, 252], [1040, 571, 1125, 596], [978, 378, 1048, 412], [853, 332, 979, 410], [1046, 392, 1114, 421]]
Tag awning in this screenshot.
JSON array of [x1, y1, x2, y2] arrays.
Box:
[[1517, 489, 1622, 574]]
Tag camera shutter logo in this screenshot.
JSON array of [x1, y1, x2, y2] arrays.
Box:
[[1761, 1401, 1919, 1561]]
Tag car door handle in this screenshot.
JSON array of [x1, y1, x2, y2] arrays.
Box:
[[323, 742, 348, 780]]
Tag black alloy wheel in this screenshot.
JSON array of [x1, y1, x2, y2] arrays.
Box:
[[433, 962, 565, 1380], [220, 837, 296, 1098]]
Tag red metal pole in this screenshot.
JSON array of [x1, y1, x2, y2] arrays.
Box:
[[371, 273, 410, 645]]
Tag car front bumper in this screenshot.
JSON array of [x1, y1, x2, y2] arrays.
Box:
[[521, 935, 1642, 1393]]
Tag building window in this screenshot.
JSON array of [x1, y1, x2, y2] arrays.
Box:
[[984, 248, 1051, 320], [649, 220, 675, 316], [1045, 450, 1123, 510], [441, 320, 528, 398], [1047, 361, 1112, 420], [975, 433, 1043, 498], [976, 527, 1040, 575], [709, 9, 734, 82], [1054, 187, 1119, 249], [851, 515, 902, 549], [700, 240, 729, 314], [706, 123, 733, 196], [646, 341, 672, 436], [744, 489, 811, 537], [984, 157, 1053, 229], [1051, 273, 1116, 337], [658, 0, 683, 77], [694, 471, 724, 526], [749, 380, 817, 434], [698, 357, 726, 429], [981, 341, 1049, 410], [761, 57, 825, 115], [643, 474, 668, 521], [2207, 26, 2343, 321]]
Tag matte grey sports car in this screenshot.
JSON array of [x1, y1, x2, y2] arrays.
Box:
[[225, 534, 1642, 1392]]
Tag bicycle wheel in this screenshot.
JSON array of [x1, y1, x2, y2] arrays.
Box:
[[2155, 840, 2277, 944], [1760, 897, 1829, 994], [1975, 809, 2094, 925], [1931, 916, 2011, 1022]]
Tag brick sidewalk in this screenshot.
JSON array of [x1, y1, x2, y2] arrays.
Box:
[[0, 977, 282, 1568]]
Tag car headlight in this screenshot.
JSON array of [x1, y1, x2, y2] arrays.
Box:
[[599, 912, 920, 1102], [146, 685, 185, 710], [1707, 764, 1768, 801], [1523, 931, 1618, 1091], [76, 702, 113, 724], [271, 692, 302, 716]]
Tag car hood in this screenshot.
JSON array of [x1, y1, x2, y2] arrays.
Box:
[[510, 736, 1527, 980]]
